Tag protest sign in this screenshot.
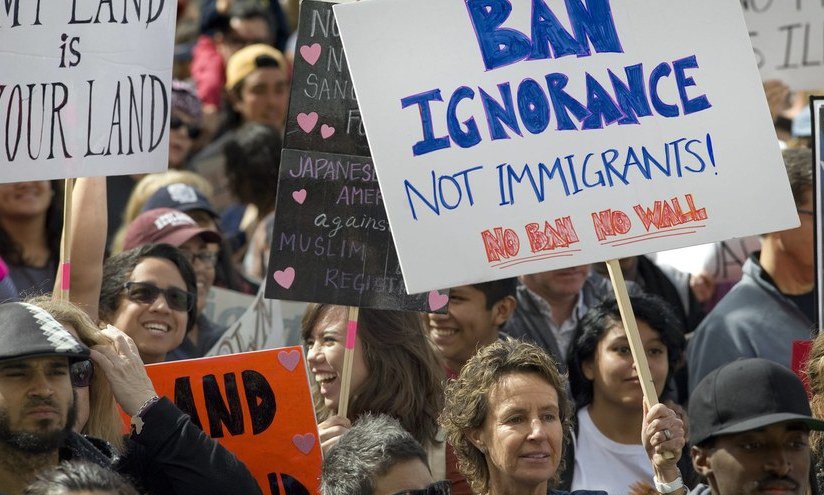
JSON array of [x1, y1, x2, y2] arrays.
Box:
[[0, 2, 174, 182], [742, 1, 824, 90], [335, 0, 800, 294], [284, 0, 369, 157], [202, 287, 257, 330], [144, 348, 320, 495], [207, 285, 286, 356], [813, 96, 824, 328], [265, 148, 446, 311], [266, 0, 448, 310]]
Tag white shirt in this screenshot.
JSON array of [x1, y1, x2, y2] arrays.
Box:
[[570, 407, 654, 495], [522, 287, 586, 357]]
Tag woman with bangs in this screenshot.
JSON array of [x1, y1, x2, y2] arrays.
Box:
[[301, 304, 446, 478]]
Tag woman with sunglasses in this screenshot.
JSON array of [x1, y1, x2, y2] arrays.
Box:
[[97, 243, 197, 364], [169, 81, 203, 171]]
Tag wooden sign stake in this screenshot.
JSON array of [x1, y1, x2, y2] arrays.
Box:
[[56, 178, 75, 301], [605, 259, 674, 459], [337, 306, 360, 419]]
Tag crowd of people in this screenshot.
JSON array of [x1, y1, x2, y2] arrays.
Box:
[[0, 0, 822, 495]]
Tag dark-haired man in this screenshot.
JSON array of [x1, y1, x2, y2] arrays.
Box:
[[659, 358, 824, 495], [0, 302, 110, 495], [428, 279, 517, 375]]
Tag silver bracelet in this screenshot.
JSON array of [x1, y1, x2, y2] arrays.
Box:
[[130, 395, 160, 436], [654, 474, 684, 494]]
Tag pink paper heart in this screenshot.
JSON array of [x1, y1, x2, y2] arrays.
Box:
[[278, 349, 301, 372], [320, 124, 336, 139], [292, 189, 307, 204], [292, 433, 316, 455], [299, 43, 322, 66], [428, 290, 448, 311], [297, 112, 318, 133], [273, 267, 295, 289]]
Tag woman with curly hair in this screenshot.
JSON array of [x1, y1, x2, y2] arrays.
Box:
[[301, 304, 445, 477], [440, 338, 681, 495]]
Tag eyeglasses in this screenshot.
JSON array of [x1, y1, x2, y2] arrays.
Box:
[[181, 250, 218, 267], [70, 360, 94, 388], [391, 481, 452, 495], [797, 209, 814, 217], [170, 115, 201, 139], [123, 281, 194, 312]]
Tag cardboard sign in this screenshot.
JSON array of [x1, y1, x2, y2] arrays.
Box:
[[335, 0, 799, 293], [202, 287, 257, 330], [284, 0, 369, 156], [207, 286, 286, 356], [144, 348, 321, 495], [265, 148, 447, 311], [742, 1, 824, 90], [0, 2, 174, 182], [813, 97, 824, 328]]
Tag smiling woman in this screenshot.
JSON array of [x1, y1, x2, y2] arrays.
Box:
[[98, 244, 197, 364]]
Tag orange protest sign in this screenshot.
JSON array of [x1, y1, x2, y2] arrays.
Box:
[[140, 347, 320, 494]]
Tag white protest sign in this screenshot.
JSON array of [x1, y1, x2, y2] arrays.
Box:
[[202, 287, 256, 329], [742, 1, 824, 90], [334, 0, 799, 294], [813, 98, 824, 327], [207, 286, 287, 356], [0, 2, 174, 182]]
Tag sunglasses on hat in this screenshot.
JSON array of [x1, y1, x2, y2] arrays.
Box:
[[70, 360, 94, 388], [123, 281, 194, 312], [391, 481, 451, 495]]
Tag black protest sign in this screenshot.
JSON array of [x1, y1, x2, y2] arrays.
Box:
[[265, 148, 446, 312], [283, 0, 369, 156]]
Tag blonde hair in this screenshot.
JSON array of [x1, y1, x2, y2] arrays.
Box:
[[110, 170, 214, 254], [440, 338, 573, 494], [807, 331, 824, 455], [26, 296, 124, 453]]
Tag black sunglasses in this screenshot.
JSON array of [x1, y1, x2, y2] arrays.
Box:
[[170, 115, 201, 139], [70, 360, 94, 388], [392, 481, 451, 495], [123, 281, 194, 312]]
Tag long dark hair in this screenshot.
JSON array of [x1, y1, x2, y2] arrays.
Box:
[[301, 304, 444, 448], [0, 180, 63, 266], [567, 294, 685, 408]]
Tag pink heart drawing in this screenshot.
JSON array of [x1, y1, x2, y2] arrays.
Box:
[[292, 433, 316, 455], [299, 43, 322, 66], [292, 189, 307, 204], [273, 267, 296, 289], [320, 124, 336, 139], [428, 290, 448, 311], [278, 349, 301, 372], [297, 112, 318, 133]]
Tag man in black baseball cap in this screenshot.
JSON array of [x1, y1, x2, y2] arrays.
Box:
[[683, 358, 824, 495], [0, 302, 112, 494]]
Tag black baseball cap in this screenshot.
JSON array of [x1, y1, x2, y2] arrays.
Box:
[[0, 302, 89, 363], [689, 358, 824, 446]]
